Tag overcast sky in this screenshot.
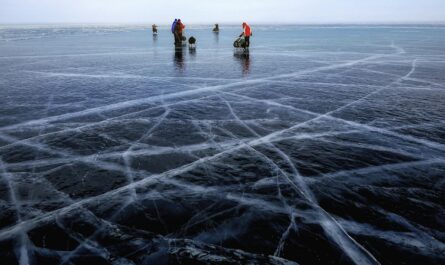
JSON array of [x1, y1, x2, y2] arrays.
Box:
[[1, 0, 445, 24]]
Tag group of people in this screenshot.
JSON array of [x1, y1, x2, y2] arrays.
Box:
[[152, 20, 252, 50], [171, 19, 186, 46]]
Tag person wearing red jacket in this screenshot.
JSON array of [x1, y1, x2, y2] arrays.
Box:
[[176, 19, 186, 45], [239, 22, 252, 48]]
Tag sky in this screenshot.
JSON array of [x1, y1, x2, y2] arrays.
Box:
[[1, 0, 445, 24]]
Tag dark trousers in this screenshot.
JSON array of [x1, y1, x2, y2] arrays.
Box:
[[174, 32, 183, 46], [244, 36, 250, 48]]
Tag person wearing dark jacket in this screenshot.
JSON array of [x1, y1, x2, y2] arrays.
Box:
[[213, 24, 219, 32]]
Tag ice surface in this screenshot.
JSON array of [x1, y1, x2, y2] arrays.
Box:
[[0, 25, 444, 265]]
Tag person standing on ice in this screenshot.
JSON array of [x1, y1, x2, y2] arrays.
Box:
[[176, 19, 186, 44], [171, 19, 179, 45], [213, 24, 220, 32], [239, 22, 252, 48]]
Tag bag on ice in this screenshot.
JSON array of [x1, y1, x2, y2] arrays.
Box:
[[233, 37, 246, 48]]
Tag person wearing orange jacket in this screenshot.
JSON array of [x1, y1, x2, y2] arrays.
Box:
[[176, 19, 186, 45], [239, 22, 252, 48]]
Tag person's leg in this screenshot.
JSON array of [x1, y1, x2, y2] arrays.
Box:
[[245, 36, 250, 47], [174, 33, 179, 45], [241, 37, 247, 49]]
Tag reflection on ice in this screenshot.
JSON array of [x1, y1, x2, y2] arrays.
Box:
[[174, 47, 185, 72], [234, 50, 251, 76]]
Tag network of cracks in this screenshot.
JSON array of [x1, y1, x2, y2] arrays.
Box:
[[0, 41, 444, 265]]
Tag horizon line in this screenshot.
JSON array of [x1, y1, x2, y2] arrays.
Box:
[[1, 21, 445, 26]]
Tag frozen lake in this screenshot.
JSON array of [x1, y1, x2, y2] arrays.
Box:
[[0, 25, 444, 265]]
